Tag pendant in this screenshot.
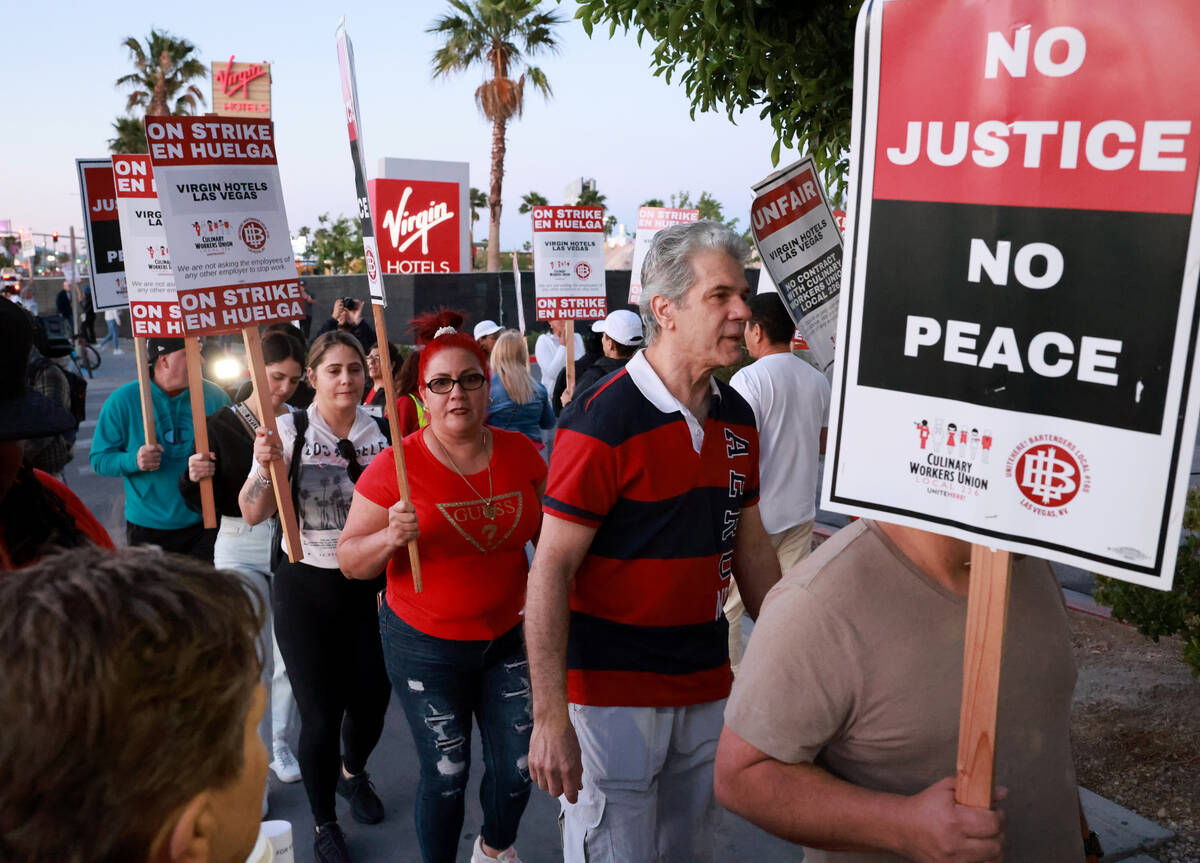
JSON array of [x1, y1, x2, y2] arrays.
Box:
[[482, 503, 497, 520]]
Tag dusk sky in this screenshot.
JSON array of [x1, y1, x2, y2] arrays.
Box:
[[2, 0, 796, 252]]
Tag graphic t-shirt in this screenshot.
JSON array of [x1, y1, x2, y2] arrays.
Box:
[[356, 427, 547, 640], [259, 405, 387, 568]]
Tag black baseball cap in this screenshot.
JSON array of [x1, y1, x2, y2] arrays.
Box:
[[146, 338, 186, 364]]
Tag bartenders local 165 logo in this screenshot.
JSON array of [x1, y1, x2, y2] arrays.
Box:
[[1005, 435, 1091, 516], [239, 218, 269, 252]]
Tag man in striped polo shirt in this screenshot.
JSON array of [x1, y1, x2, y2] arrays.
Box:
[[526, 221, 783, 863]]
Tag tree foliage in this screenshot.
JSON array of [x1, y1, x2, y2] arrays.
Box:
[[108, 115, 148, 154], [518, 190, 548, 214], [116, 29, 207, 117], [1095, 487, 1200, 677], [574, 0, 860, 196], [429, 0, 564, 270], [296, 214, 362, 275]]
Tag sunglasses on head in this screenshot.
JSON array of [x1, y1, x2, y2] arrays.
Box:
[[425, 372, 486, 394]]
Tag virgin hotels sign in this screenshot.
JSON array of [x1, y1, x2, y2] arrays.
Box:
[[211, 55, 272, 117], [368, 158, 470, 274]]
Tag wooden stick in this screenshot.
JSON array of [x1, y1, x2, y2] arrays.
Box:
[[133, 337, 156, 446], [242, 327, 303, 563], [373, 303, 423, 592], [955, 546, 1012, 808], [183, 338, 217, 528], [564, 320, 576, 394]]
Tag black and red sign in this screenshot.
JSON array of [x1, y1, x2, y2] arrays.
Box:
[[825, 0, 1200, 588]]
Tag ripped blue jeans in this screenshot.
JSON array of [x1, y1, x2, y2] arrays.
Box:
[[380, 603, 533, 863]]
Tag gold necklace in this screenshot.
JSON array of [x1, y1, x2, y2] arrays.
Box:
[[430, 428, 496, 519]]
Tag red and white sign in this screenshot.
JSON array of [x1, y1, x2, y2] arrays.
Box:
[[211, 56, 272, 117], [112, 155, 183, 338], [750, 156, 842, 375], [628, 207, 699, 304], [531, 206, 607, 320], [75, 158, 126, 310], [369, 178, 461, 274], [823, 0, 1200, 589], [146, 116, 303, 334]]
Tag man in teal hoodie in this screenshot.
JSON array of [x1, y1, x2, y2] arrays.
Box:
[[90, 338, 230, 559]]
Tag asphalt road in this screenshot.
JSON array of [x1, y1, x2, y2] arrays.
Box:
[[61, 344, 1200, 862]]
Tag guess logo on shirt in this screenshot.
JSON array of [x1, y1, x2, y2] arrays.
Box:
[[435, 490, 524, 553]]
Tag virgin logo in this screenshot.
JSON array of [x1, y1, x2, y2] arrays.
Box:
[[381, 187, 454, 254], [215, 56, 267, 99]]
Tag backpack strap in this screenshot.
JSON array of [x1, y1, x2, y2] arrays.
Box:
[[288, 409, 308, 517], [231, 402, 261, 437]]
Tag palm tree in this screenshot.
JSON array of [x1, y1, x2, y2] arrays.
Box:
[[641, 198, 666, 209], [116, 29, 207, 118], [108, 115, 148, 154], [518, 190, 547, 214], [429, 0, 563, 271], [576, 186, 607, 208], [468, 186, 488, 266]]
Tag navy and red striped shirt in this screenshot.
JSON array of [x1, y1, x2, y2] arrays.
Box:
[[544, 351, 760, 707]]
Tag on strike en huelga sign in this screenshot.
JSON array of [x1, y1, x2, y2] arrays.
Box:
[[824, 0, 1200, 589], [76, 158, 127, 310], [750, 156, 842, 375], [628, 207, 699, 304], [336, 21, 386, 305], [145, 116, 304, 334], [531, 206, 607, 320], [112, 155, 183, 338]]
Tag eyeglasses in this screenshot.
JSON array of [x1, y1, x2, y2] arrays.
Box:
[[425, 372, 486, 394], [336, 439, 365, 482]]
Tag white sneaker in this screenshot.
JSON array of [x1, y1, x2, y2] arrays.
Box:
[[112, 348, 125, 355], [471, 834, 522, 863], [270, 740, 302, 783]]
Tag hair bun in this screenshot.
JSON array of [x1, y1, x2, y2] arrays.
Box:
[[409, 308, 466, 345]]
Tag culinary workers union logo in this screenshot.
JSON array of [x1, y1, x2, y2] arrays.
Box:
[[1005, 435, 1090, 514], [365, 245, 378, 282], [575, 261, 592, 280], [239, 218, 269, 252]]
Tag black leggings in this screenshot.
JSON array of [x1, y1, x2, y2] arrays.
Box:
[[273, 561, 391, 825]]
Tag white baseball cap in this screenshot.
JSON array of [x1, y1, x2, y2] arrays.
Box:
[[592, 309, 644, 347], [473, 320, 503, 340]]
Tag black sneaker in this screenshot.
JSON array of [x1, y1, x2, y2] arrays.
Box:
[[314, 822, 352, 863], [336, 769, 384, 824]]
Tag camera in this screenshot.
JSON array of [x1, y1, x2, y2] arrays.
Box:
[[341, 297, 360, 312]]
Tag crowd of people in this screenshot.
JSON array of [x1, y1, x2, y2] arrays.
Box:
[[0, 220, 1099, 863]]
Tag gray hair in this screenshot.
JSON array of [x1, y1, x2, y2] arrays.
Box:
[[638, 220, 749, 343]]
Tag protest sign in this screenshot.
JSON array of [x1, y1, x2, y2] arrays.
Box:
[[112, 154, 175, 464], [76, 158, 126, 310], [336, 21, 386, 306], [750, 156, 842, 375], [145, 116, 303, 335], [336, 18, 422, 590], [112, 155, 182, 339], [19, 228, 34, 261], [531, 206, 607, 321], [146, 113, 302, 556], [826, 0, 1200, 592], [628, 207, 698, 304]]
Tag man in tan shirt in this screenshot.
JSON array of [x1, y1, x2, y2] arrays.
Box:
[[715, 519, 1088, 863]]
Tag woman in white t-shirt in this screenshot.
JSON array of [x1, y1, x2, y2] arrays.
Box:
[[239, 330, 390, 863]]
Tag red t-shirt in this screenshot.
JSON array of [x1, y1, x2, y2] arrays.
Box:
[[356, 427, 547, 640]]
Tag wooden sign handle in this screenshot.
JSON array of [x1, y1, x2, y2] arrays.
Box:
[[183, 338, 217, 528], [133, 337, 156, 446], [372, 303, 423, 592], [955, 545, 1012, 808], [242, 327, 304, 563], [564, 320, 576, 394]]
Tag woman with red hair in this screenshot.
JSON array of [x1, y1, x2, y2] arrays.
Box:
[[338, 310, 546, 863]]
